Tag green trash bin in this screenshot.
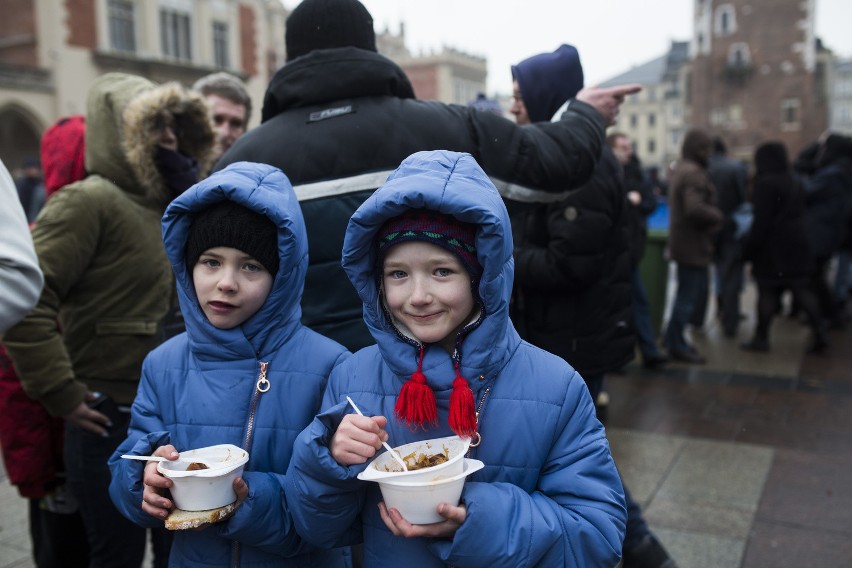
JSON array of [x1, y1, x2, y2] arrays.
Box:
[[639, 228, 669, 336]]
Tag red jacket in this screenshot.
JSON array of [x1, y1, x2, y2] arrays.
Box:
[[0, 345, 65, 498]]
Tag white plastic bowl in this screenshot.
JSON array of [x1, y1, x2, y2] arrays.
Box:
[[374, 458, 484, 524], [157, 444, 249, 511], [358, 436, 471, 484]]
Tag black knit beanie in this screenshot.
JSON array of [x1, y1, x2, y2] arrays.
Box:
[[285, 0, 376, 61], [185, 201, 279, 276]]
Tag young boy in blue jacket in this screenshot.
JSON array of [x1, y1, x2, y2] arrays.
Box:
[[285, 150, 626, 567], [108, 162, 351, 567]]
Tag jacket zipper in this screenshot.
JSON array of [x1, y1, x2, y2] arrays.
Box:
[[233, 361, 270, 568], [467, 386, 491, 455]]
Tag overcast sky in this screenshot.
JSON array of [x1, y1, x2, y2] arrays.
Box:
[[281, 0, 852, 96]]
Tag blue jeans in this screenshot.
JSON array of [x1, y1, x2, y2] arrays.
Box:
[[631, 268, 663, 359], [64, 411, 147, 567], [665, 264, 708, 353]]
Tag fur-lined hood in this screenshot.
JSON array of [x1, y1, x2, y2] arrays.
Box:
[[122, 81, 215, 209], [85, 74, 215, 209]]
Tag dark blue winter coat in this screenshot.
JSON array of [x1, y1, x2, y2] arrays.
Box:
[[108, 162, 350, 567], [285, 151, 626, 567]]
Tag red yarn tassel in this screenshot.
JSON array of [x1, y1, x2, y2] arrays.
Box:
[[449, 366, 476, 438], [395, 347, 437, 429]]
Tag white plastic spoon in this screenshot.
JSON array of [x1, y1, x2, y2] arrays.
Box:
[[345, 396, 408, 472], [120, 454, 214, 469]]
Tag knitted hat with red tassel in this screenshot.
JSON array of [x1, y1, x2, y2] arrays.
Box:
[[376, 210, 482, 439]]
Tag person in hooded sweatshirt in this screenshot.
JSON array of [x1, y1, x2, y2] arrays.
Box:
[[285, 150, 626, 567], [3, 72, 214, 567], [509, 45, 678, 568], [108, 162, 351, 567]]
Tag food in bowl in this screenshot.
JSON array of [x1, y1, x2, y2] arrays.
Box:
[[157, 444, 249, 512], [401, 449, 449, 471], [359, 436, 471, 487], [185, 462, 209, 471]]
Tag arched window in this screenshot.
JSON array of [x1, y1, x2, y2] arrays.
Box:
[[715, 4, 736, 36], [728, 43, 751, 67]]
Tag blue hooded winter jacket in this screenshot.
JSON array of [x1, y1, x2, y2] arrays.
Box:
[[285, 151, 626, 567], [108, 162, 351, 567]]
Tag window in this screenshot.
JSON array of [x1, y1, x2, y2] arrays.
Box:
[[715, 4, 736, 35], [213, 21, 229, 68], [160, 8, 192, 61], [833, 103, 852, 124], [835, 77, 852, 97], [728, 43, 751, 67], [648, 113, 656, 127], [647, 139, 656, 154], [781, 98, 800, 128], [108, 0, 136, 53], [670, 129, 682, 150], [647, 87, 657, 102], [669, 103, 681, 120], [630, 114, 638, 128], [709, 107, 727, 126]]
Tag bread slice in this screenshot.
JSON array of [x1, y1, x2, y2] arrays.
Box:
[[164, 502, 237, 531]]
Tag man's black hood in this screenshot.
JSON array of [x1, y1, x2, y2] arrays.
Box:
[[262, 47, 415, 122]]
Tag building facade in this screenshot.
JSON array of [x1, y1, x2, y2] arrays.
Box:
[[0, 2, 487, 173], [828, 59, 852, 135], [600, 41, 690, 171], [688, 0, 827, 160], [377, 25, 487, 106], [0, 0, 288, 172]]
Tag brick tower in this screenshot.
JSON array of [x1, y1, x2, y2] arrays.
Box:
[[688, 0, 827, 160]]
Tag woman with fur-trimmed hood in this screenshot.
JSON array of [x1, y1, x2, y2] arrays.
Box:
[[3, 72, 214, 566]]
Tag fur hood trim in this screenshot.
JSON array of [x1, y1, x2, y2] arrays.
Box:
[[122, 82, 215, 208]]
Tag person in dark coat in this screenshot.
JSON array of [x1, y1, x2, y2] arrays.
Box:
[[509, 45, 677, 568], [707, 137, 748, 337], [742, 142, 828, 352], [509, 45, 634, 399], [609, 132, 669, 368], [664, 129, 724, 363], [803, 134, 852, 322], [215, 0, 640, 351]]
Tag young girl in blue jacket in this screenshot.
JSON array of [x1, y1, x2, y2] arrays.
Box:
[[108, 162, 350, 567], [285, 151, 626, 567]]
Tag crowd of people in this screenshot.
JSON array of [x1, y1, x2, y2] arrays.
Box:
[[2, 0, 851, 567]]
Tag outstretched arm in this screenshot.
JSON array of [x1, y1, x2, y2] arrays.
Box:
[[576, 84, 643, 127]]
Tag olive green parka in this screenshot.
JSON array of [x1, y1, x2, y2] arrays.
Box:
[[3, 73, 214, 416]]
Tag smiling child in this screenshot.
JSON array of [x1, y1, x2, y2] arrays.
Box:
[[286, 150, 627, 567]]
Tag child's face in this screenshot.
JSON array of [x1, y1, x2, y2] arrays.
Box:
[[382, 241, 476, 352], [192, 246, 273, 329]]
